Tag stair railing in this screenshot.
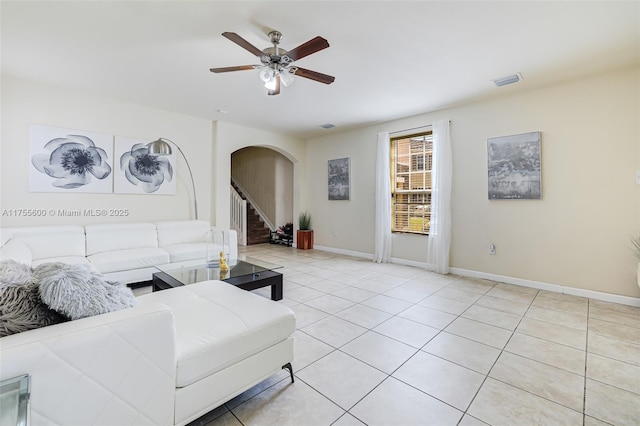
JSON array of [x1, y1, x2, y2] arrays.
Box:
[[231, 178, 276, 232], [230, 185, 247, 246]]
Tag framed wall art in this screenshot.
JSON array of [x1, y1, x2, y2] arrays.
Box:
[[328, 157, 350, 200], [114, 136, 176, 194], [487, 131, 541, 200], [29, 124, 113, 193]]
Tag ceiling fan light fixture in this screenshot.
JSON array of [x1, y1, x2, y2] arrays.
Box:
[[212, 31, 335, 96], [259, 67, 274, 83], [264, 76, 278, 91], [280, 69, 294, 87]]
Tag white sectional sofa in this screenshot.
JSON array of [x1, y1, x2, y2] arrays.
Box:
[[0, 280, 296, 425], [0, 220, 237, 284]]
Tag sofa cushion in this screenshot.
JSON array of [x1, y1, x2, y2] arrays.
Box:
[[0, 260, 66, 336], [0, 239, 32, 265], [162, 243, 209, 263], [139, 280, 296, 388], [32, 256, 93, 269], [155, 220, 210, 247], [36, 263, 136, 320], [85, 223, 158, 256], [88, 248, 169, 274], [1, 226, 85, 261]]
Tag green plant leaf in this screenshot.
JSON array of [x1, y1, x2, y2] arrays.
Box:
[[299, 211, 311, 230]]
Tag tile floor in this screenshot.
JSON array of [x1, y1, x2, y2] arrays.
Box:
[[138, 244, 640, 426]]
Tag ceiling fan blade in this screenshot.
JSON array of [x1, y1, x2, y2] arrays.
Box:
[[222, 32, 265, 57], [267, 75, 281, 96], [209, 65, 256, 73], [284, 36, 329, 62], [293, 67, 335, 84]]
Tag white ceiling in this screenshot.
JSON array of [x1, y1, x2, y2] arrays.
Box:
[[2, 1, 639, 139]]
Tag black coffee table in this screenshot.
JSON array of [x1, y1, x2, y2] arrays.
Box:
[[152, 257, 283, 301]]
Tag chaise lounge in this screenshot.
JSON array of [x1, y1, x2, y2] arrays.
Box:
[[0, 220, 296, 425], [0, 279, 296, 425]]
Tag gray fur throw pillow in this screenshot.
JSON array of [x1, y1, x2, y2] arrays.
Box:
[[35, 263, 136, 320], [0, 260, 67, 337]]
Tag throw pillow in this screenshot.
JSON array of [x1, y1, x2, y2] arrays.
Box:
[[36, 262, 136, 320], [0, 260, 66, 337]]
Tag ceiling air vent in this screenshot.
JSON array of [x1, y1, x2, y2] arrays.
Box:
[[319, 123, 336, 129], [492, 73, 523, 87]]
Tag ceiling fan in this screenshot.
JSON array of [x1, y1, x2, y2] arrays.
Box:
[[210, 31, 335, 96]]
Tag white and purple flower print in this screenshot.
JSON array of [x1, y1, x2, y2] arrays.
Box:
[[119, 144, 173, 193], [31, 135, 112, 189]]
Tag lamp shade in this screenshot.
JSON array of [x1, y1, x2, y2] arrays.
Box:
[[280, 70, 294, 87], [147, 138, 173, 155], [145, 137, 199, 220], [259, 68, 274, 83], [264, 76, 278, 91]]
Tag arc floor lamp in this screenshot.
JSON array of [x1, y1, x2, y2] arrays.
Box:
[[147, 138, 198, 220]]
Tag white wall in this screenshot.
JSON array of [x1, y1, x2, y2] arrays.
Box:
[[306, 66, 640, 298], [212, 121, 304, 231], [274, 154, 294, 227], [1, 76, 213, 226]]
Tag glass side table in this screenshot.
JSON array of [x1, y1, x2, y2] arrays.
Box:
[[0, 375, 30, 426]]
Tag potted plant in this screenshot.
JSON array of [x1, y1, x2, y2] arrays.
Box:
[[297, 211, 314, 250]]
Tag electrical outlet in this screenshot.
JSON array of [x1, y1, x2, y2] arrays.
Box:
[[488, 243, 496, 255]]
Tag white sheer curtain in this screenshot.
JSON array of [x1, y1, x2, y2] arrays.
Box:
[[427, 120, 452, 274], [374, 131, 392, 263]]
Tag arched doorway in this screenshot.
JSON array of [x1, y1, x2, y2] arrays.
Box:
[[231, 146, 294, 245]]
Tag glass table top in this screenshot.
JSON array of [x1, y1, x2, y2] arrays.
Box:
[[0, 375, 29, 426], [155, 255, 283, 285]]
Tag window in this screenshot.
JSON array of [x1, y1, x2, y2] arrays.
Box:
[[391, 131, 433, 234]]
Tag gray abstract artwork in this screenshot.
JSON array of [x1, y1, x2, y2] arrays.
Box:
[[487, 132, 541, 200]]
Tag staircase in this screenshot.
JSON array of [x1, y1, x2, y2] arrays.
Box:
[[246, 206, 270, 245], [231, 182, 271, 245]]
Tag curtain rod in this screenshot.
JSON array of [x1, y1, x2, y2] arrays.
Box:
[[389, 120, 451, 135]]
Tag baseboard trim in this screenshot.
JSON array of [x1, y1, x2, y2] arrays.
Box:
[[450, 267, 640, 307], [313, 245, 374, 260], [309, 246, 640, 307]]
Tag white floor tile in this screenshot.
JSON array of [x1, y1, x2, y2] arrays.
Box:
[[373, 316, 439, 348], [398, 304, 457, 330], [516, 317, 586, 350], [333, 304, 393, 329], [361, 294, 413, 314], [302, 316, 367, 348], [304, 294, 355, 314], [585, 379, 640, 426], [445, 317, 512, 349], [231, 377, 344, 426], [468, 378, 583, 425], [462, 305, 522, 331], [419, 294, 474, 315], [393, 351, 485, 410], [297, 351, 386, 410], [350, 377, 463, 426], [587, 352, 640, 394], [199, 244, 639, 426], [422, 332, 501, 374], [489, 352, 585, 412], [505, 332, 585, 375], [292, 330, 334, 370], [341, 331, 417, 374]]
